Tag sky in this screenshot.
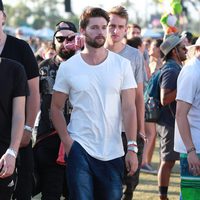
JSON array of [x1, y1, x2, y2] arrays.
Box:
[[70, 0, 149, 21]]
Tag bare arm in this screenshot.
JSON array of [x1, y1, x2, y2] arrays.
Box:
[[160, 88, 177, 106], [20, 77, 40, 147], [176, 100, 200, 175], [51, 91, 73, 155], [0, 96, 25, 178], [122, 88, 138, 176]]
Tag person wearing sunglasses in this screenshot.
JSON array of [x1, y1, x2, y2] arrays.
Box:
[[157, 34, 187, 200], [32, 21, 79, 200]]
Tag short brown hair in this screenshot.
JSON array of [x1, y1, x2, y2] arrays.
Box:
[[108, 6, 128, 23], [79, 7, 110, 29], [128, 23, 141, 31]]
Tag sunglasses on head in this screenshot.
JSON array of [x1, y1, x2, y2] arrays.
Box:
[[55, 35, 75, 43]]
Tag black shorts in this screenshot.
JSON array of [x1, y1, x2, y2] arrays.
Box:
[[157, 124, 179, 161]]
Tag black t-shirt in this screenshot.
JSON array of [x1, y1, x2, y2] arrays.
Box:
[[1, 35, 39, 80], [37, 57, 71, 139], [0, 58, 29, 146], [158, 59, 181, 127]]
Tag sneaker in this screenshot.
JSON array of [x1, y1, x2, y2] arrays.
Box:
[[140, 164, 157, 175]]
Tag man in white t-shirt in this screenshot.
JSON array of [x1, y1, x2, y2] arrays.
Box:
[[175, 37, 200, 200], [51, 7, 138, 199]]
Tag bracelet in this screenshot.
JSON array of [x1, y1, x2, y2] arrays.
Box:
[[127, 145, 138, 154], [187, 146, 196, 154], [5, 148, 17, 158], [127, 140, 137, 146], [24, 125, 33, 133]]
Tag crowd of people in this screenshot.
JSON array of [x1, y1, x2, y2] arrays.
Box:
[[0, 0, 200, 200]]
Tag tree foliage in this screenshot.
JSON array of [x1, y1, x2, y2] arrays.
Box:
[[4, 0, 79, 30]]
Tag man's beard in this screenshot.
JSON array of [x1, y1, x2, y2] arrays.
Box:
[[58, 49, 76, 60], [85, 34, 105, 48]]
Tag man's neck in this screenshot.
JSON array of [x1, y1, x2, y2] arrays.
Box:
[[81, 46, 108, 65], [105, 40, 125, 53]]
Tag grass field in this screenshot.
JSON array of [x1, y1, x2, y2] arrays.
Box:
[[133, 141, 180, 200], [33, 138, 181, 200]]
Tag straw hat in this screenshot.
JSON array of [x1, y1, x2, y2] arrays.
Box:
[[160, 34, 186, 56]]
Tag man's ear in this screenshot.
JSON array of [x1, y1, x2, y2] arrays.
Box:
[[79, 28, 85, 35], [172, 48, 178, 57]]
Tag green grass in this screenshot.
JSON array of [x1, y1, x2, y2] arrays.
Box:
[[133, 141, 180, 200], [32, 138, 181, 200]]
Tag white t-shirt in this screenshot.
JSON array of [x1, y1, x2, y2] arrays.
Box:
[[53, 50, 137, 161], [174, 57, 200, 153]]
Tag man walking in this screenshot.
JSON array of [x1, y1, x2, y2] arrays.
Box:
[[51, 7, 138, 199], [157, 34, 187, 200], [0, 2, 39, 199], [175, 37, 200, 200], [105, 6, 146, 199], [0, 58, 28, 200], [33, 21, 78, 199]]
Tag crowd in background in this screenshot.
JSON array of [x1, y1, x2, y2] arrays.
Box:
[[0, 1, 200, 200]]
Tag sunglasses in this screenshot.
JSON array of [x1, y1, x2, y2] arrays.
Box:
[[55, 35, 75, 43]]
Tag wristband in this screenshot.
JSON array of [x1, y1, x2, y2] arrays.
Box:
[[187, 146, 196, 154], [127, 145, 138, 154], [5, 148, 17, 158], [127, 140, 137, 146], [24, 125, 33, 133]]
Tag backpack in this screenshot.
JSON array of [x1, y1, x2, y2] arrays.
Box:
[[144, 69, 162, 122]]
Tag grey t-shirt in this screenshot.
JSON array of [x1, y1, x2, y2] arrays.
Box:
[[119, 44, 147, 84]]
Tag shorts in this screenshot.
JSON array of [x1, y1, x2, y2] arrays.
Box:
[[157, 124, 179, 161]]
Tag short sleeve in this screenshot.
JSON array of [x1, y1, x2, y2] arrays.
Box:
[[160, 68, 179, 90], [122, 60, 137, 90], [133, 50, 146, 83], [13, 63, 29, 97], [176, 67, 196, 104]]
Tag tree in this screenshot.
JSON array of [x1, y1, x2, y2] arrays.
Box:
[[5, 3, 31, 27], [4, 0, 79, 30]]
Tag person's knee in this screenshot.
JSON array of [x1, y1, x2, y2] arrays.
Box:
[[160, 160, 176, 170]]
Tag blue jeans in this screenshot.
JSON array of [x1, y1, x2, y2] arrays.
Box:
[[66, 141, 124, 200]]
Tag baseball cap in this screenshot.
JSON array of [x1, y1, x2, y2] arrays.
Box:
[[54, 21, 77, 36], [160, 34, 186, 57], [0, 0, 4, 11]]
